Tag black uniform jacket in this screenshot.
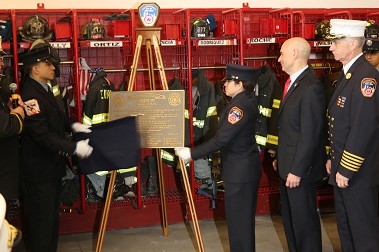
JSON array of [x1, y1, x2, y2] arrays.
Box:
[[191, 91, 261, 183], [277, 67, 326, 181], [0, 88, 23, 199], [20, 77, 76, 182], [328, 55, 379, 188]]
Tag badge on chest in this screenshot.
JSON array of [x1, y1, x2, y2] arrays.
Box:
[[228, 106, 243, 124]]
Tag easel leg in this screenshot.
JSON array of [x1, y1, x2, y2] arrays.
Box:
[[179, 159, 205, 252], [96, 170, 117, 252], [156, 148, 169, 236]]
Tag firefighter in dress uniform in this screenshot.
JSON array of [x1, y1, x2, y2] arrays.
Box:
[[326, 19, 379, 251], [176, 64, 261, 252], [19, 46, 93, 252]]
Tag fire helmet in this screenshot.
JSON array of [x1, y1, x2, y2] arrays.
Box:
[[365, 20, 379, 39], [18, 15, 53, 42], [82, 21, 106, 40], [314, 21, 330, 40], [190, 18, 210, 39]]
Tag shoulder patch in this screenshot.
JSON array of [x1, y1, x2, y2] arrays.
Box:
[[24, 99, 41, 116], [228, 106, 243, 124], [361, 78, 376, 98]]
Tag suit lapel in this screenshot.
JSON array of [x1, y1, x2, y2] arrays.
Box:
[[279, 68, 309, 114]]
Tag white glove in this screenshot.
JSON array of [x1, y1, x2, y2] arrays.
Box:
[[174, 147, 192, 164], [75, 139, 93, 159], [72, 122, 92, 133]]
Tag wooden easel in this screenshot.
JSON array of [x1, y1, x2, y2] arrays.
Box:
[[95, 30, 204, 252]]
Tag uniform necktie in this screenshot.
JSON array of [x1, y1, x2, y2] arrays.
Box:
[[282, 78, 291, 99]]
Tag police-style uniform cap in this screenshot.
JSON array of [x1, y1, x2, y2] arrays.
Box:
[[225, 64, 258, 82], [363, 39, 379, 53], [20, 46, 56, 66], [326, 19, 367, 40]]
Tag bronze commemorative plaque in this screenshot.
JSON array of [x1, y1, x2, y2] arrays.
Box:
[[109, 90, 185, 148]]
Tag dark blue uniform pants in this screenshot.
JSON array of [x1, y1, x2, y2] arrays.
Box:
[[224, 181, 259, 252]]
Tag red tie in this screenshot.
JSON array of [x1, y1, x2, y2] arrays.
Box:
[[282, 78, 291, 99]]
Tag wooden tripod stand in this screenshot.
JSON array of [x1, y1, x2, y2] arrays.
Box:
[[95, 29, 204, 252]]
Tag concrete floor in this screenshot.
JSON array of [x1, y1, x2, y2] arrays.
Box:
[[13, 211, 341, 252]]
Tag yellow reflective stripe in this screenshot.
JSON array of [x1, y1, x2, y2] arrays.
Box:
[[161, 150, 175, 161], [118, 167, 137, 173], [95, 171, 109, 176], [266, 134, 278, 145], [340, 150, 364, 172], [272, 99, 281, 109], [91, 113, 109, 125], [206, 106, 217, 117], [95, 167, 137, 176], [258, 105, 272, 117], [193, 118, 204, 128], [82, 114, 92, 126], [52, 85, 60, 97], [255, 135, 267, 145], [184, 109, 189, 119]]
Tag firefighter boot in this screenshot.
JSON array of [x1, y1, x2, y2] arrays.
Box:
[[146, 156, 159, 196], [140, 161, 149, 196]]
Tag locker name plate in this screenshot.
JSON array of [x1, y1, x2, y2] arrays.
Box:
[[109, 90, 185, 148]]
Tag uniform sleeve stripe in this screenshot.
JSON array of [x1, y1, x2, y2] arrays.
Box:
[[340, 157, 361, 168], [340, 159, 359, 172], [341, 154, 364, 166], [342, 150, 365, 161]]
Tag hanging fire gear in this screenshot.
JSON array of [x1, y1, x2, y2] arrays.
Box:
[[82, 70, 136, 199], [254, 65, 282, 152], [18, 15, 53, 42], [82, 69, 114, 126], [139, 156, 159, 197]]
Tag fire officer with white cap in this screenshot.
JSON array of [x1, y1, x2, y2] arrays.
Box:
[[176, 64, 262, 252], [326, 19, 379, 251]]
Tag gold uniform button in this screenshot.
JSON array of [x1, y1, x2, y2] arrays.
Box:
[[331, 125, 334, 128], [331, 117, 335, 121]]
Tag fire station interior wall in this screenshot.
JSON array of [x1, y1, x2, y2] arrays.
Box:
[[2, 0, 379, 9]]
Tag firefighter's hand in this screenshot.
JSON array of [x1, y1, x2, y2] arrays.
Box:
[[72, 122, 92, 133], [175, 147, 192, 164], [75, 139, 93, 159]]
